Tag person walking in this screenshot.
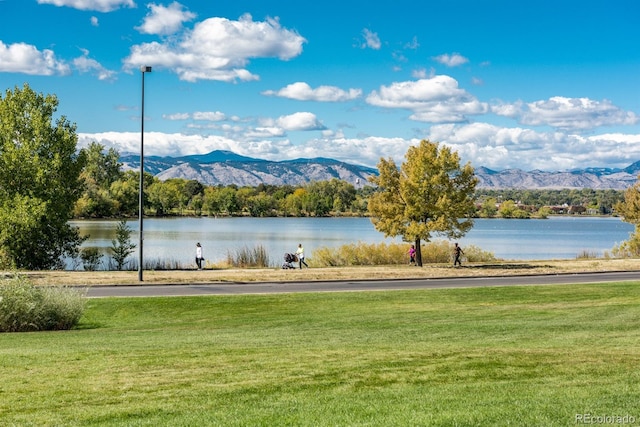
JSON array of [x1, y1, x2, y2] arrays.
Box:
[[408, 244, 416, 265], [195, 242, 204, 270], [295, 243, 308, 269], [453, 243, 464, 267]]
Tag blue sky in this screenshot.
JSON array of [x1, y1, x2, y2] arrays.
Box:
[[1, 0, 639, 171]]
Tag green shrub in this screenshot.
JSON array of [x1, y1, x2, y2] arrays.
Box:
[[110, 219, 136, 271], [0, 275, 86, 332], [311, 241, 496, 266], [0, 248, 15, 270], [611, 229, 640, 258], [80, 247, 103, 271]]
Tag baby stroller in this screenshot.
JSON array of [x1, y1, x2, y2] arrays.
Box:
[[282, 253, 298, 269]]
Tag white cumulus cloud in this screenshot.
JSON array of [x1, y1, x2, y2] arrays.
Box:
[[73, 48, 116, 81], [124, 13, 306, 82], [366, 75, 488, 123], [136, 2, 196, 36], [360, 28, 381, 50], [78, 131, 239, 157], [192, 111, 226, 121], [428, 122, 640, 171], [245, 127, 287, 138], [433, 53, 469, 67], [262, 82, 362, 102], [0, 41, 70, 75], [37, 0, 134, 12], [494, 96, 639, 131], [77, 125, 640, 172], [276, 112, 325, 131], [163, 113, 191, 120]]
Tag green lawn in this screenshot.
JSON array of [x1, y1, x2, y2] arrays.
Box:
[[2, 282, 640, 426]]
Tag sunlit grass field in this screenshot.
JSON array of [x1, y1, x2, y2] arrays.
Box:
[[2, 282, 640, 426]]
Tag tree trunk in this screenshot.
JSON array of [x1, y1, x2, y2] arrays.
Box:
[[415, 237, 423, 267]]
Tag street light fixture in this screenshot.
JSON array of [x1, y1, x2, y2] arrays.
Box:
[[139, 65, 152, 281]]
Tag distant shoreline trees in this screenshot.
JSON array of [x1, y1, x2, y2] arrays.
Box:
[[74, 143, 625, 220]]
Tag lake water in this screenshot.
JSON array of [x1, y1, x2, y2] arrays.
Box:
[[70, 216, 634, 269]]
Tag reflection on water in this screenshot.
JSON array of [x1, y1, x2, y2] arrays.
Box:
[[70, 216, 634, 268]]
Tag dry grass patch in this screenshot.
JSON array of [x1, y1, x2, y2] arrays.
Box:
[[8, 257, 640, 287]]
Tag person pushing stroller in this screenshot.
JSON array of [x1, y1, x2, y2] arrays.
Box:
[[295, 243, 308, 269]]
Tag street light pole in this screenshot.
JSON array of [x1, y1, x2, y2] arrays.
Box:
[[139, 66, 152, 281]]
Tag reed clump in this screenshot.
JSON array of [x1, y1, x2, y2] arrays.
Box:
[[226, 245, 271, 268], [311, 241, 496, 267], [576, 249, 600, 259]]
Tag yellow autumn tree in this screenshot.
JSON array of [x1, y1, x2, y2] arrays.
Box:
[[368, 140, 477, 266], [614, 176, 640, 256]]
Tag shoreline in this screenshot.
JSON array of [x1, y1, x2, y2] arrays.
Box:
[[13, 258, 640, 286]]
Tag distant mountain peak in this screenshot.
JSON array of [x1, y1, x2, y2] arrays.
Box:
[[173, 150, 262, 164], [119, 149, 639, 190], [120, 150, 376, 188]]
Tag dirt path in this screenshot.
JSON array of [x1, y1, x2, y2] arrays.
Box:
[[12, 258, 640, 286]]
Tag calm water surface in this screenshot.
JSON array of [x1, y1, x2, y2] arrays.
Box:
[[70, 216, 634, 268]]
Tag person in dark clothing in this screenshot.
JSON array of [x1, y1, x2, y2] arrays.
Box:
[[195, 242, 204, 270], [453, 243, 464, 267]]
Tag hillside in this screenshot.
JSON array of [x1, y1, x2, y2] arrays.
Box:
[[120, 150, 640, 189], [475, 166, 638, 189], [121, 151, 377, 187]]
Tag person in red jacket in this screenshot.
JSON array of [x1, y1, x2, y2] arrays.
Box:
[[408, 244, 416, 265]]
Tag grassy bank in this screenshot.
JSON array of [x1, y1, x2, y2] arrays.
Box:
[[14, 257, 640, 286], [2, 282, 640, 425]]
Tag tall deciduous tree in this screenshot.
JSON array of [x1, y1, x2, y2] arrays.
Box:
[[74, 142, 123, 218], [614, 176, 640, 255], [0, 84, 86, 269], [368, 140, 477, 266], [81, 141, 122, 190]]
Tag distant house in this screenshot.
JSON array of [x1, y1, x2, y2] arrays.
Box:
[[543, 205, 590, 215], [516, 203, 537, 213], [567, 205, 586, 215], [547, 205, 567, 214]]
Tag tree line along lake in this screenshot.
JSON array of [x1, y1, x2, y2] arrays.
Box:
[[70, 216, 634, 269]]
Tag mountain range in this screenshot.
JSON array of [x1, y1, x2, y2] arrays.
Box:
[[120, 150, 640, 190]]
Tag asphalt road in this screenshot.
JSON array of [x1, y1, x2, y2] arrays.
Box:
[[83, 271, 640, 298]]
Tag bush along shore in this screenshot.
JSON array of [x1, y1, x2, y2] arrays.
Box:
[[72, 241, 498, 271]]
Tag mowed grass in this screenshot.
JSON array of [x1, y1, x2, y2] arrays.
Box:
[[2, 282, 640, 426]]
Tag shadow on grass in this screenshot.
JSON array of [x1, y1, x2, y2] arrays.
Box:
[[74, 321, 103, 330], [468, 263, 555, 270]]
